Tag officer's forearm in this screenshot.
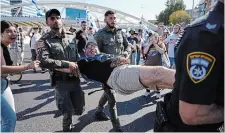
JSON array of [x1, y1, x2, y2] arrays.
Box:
[[40, 59, 69, 69], [183, 103, 224, 125]]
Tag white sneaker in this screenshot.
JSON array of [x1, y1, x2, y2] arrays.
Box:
[[144, 91, 151, 97]]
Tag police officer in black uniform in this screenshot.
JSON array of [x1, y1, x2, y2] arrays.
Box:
[[154, 0, 224, 132]]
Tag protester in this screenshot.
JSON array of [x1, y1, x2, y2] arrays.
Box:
[[1, 20, 39, 132], [56, 41, 175, 95]]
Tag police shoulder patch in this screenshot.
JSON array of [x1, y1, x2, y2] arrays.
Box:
[[186, 52, 216, 84]]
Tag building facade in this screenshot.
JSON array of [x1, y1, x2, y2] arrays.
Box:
[[191, 0, 218, 21], [1, 0, 12, 16], [205, 0, 218, 12], [1, 0, 37, 17], [65, 8, 87, 19]]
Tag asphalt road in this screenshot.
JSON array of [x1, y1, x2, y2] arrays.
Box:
[[12, 40, 171, 132]]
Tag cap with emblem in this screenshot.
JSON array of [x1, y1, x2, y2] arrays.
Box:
[[45, 9, 61, 21]]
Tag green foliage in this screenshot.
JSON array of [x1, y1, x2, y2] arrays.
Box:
[[169, 10, 191, 24], [156, 0, 186, 25]]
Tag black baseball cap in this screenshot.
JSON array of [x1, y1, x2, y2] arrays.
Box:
[[45, 9, 61, 20]]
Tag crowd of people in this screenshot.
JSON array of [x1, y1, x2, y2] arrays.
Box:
[[1, 0, 224, 132]]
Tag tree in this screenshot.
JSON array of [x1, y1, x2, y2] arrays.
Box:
[[156, 0, 186, 25], [169, 10, 191, 24]]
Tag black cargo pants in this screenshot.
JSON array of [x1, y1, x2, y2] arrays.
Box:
[[55, 79, 85, 131], [96, 84, 121, 130]]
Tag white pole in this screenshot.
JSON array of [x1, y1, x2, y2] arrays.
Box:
[[191, 0, 195, 21]]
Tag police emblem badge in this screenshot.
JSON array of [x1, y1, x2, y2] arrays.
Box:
[[187, 52, 216, 84]]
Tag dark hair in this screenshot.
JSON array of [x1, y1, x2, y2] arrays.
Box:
[[104, 10, 115, 17], [1, 20, 14, 33], [85, 41, 98, 49], [81, 21, 87, 24], [14, 23, 18, 28], [138, 29, 143, 32]]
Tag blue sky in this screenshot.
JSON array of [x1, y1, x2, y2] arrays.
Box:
[[39, 0, 199, 20]]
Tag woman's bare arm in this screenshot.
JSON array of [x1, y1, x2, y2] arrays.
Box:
[[1, 61, 40, 74], [2, 65, 29, 74]]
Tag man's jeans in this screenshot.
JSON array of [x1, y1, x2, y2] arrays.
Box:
[[130, 51, 137, 65], [136, 51, 141, 65], [169, 57, 175, 68], [1, 96, 17, 132], [1, 79, 16, 132]]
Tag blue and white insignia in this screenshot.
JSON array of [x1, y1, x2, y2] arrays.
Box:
[[206, 23, 217, 30], [186, 52, 216, 84]]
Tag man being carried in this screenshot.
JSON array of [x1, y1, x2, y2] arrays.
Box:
[[57, 42, 175, 95]]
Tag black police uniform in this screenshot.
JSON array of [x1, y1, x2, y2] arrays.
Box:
[[155, 1, 224, 132]]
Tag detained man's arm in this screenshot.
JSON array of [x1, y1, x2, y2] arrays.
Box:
[[179, 101, 224, 125]]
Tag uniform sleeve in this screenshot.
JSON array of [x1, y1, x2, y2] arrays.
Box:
[[37, 38, 70, 69], [177, 28, 221, 105], [122, 32, 130, 51], [94, 32, 103, 52]]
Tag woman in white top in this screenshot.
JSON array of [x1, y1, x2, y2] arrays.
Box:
[[1, 20, 39, 132]]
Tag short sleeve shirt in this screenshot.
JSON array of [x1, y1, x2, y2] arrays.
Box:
[[176, 27, 224, 106], [165, 33, 179, 58]]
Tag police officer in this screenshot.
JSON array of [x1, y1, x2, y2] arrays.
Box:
[[154, 0, 224, 132], [37, 9, 85, 132], [94, 10, 131, 132]]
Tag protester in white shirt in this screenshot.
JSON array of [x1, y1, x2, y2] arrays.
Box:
[[164, 24, 181, 68], [87, 26, 96, 43], [30, 27, 41, 72]]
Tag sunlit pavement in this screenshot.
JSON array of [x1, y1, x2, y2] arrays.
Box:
[[12, 41, 171, 132]]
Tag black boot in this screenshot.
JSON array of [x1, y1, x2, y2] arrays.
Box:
[[112, 119, 122, 132], [114, 128, 123, 132], [95, 111, 110, 121], [63, 113, 72, 132]]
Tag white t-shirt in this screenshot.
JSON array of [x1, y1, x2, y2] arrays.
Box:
[[30, 33, 41, 50], [165, 33, 179, 58], [88, 34, 95, 42]]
